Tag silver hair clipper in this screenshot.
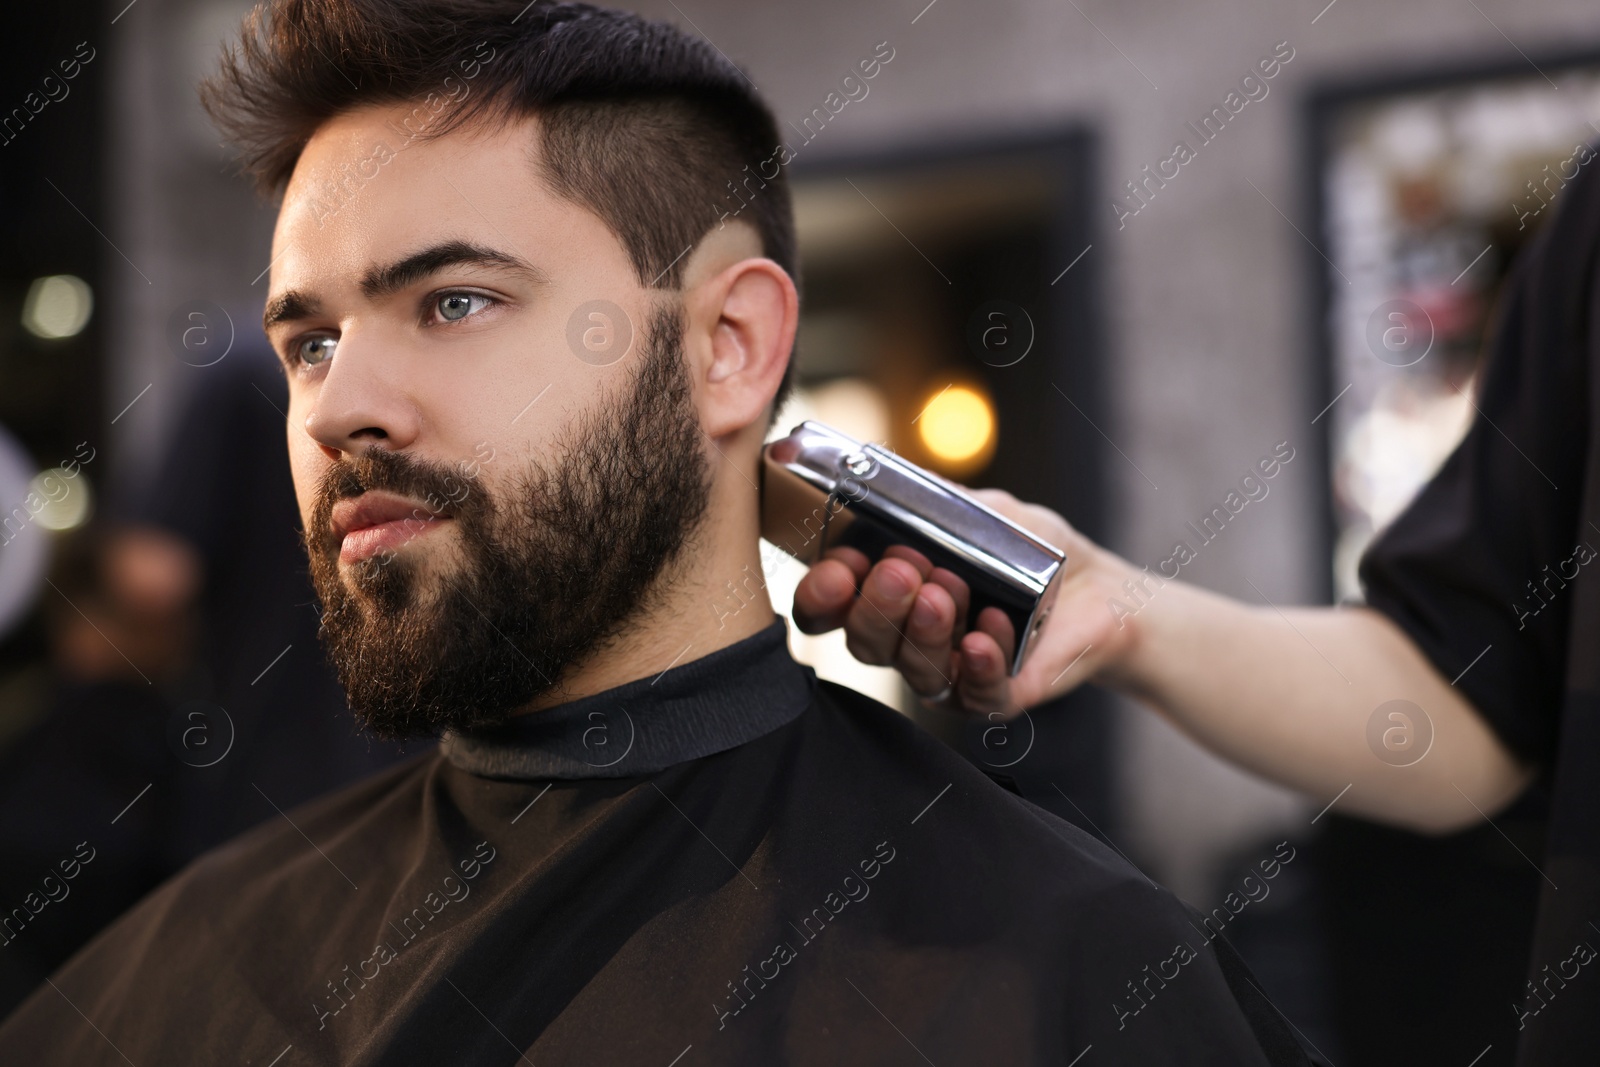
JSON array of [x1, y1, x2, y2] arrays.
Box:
[[760, 420, 1065, 675]]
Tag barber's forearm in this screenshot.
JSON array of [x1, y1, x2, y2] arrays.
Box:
[[792, 489, 1533, 833], [1108, 580, 1533, 834]]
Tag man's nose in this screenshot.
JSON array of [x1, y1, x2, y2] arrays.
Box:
[[302, 329, 422, 459]]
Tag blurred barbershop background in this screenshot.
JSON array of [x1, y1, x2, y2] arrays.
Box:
[[3, 0, 1598, 1062]]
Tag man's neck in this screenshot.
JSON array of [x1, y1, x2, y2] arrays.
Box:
[[529, 607, 777, 715]]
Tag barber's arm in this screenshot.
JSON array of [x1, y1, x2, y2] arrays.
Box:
[[792, 488, 1532, 835]]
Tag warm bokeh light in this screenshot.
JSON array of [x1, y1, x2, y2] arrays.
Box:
[[21, 275, 94, 340], [917, 383, 995, 465], [806, 376, 891, 445]]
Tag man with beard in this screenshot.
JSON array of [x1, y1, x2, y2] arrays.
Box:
[[0, 2, 1313, 1065]]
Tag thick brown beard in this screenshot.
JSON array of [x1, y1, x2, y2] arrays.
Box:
[[304, 305, 712, 740]]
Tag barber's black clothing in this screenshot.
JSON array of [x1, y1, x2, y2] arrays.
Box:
[[0, 622, 1308, 1065], [1360, 149, 1600, 1065]]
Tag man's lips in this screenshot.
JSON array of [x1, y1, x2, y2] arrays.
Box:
[[330, 491, 452, 564]]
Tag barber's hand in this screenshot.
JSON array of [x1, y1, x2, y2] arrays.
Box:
[[791, 489, 1141, 719]]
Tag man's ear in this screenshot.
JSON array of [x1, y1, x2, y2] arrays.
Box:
[[686, 256, 798, 438]]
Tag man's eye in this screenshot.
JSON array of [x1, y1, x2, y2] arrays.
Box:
[[297, 335, 337, 366], [434, 292, 494, 323]]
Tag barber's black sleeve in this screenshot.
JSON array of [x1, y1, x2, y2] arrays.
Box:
[[1357, 155, 1600, 769]]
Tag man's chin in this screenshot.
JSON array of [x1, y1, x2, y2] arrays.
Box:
[[344, 664, 557, 742], [337, 543, 460, 609]]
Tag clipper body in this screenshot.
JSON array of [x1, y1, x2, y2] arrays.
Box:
[[760, 420, 1065, 675]]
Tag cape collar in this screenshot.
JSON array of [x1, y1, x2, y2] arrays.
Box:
[[440, 619, 815, 780]]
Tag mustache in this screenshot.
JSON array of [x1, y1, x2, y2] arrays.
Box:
[[308, 446, 494, 552]]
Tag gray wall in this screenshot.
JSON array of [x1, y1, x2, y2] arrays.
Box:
[[107, 0, 1600, 901]]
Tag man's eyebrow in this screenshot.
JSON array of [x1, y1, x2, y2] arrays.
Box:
[[262, 240, 549, 334], [360, 240, 549, 300], [263, 290, 321, 333]]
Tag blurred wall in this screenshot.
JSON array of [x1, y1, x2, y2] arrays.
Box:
[[105, 0, 1600, 901]]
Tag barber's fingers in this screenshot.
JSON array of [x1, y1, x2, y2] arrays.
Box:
[[795, 547, 966, 696], [895, 581, 961, 698], [880, 546, 950, 681], [925, 567, 970, 639], [842, 556, 929, 666], [947, 609, 1019, 717], [952, 630, 1017, 718], [882, 544, 933, 576], [792, 547, 872, 634], [974, 606, 1016, 667], [796, 547, 940, 639], [792, 547, 928, 634]]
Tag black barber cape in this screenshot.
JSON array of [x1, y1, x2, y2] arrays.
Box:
[[1360, 145, 1600, 1066], [0, 621, 1309, 1065]]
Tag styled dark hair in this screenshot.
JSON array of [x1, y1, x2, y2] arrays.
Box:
[[202, 0, 797, 406]]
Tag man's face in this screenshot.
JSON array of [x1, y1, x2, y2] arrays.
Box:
[[265, 105, 711, 739]]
